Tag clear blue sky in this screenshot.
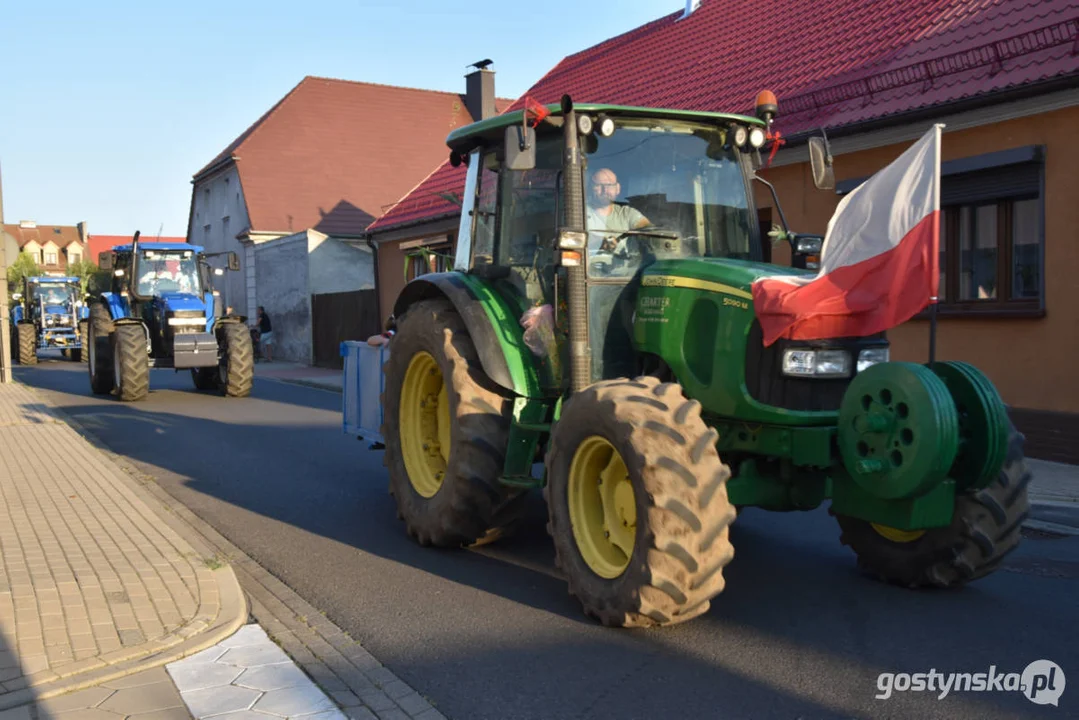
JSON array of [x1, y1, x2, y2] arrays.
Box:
[[0, 0, 679, 239]]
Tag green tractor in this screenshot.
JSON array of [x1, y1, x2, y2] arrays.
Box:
[[379, 93, 1030, 628]]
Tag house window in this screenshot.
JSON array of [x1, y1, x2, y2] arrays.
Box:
[[840, 146, 1045, 318], [405, 238, 454, 280], [935, 152, 1043, 315], [45, 252, 57, 265], [70, 252, 81, 264]]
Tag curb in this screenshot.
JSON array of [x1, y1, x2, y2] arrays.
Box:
[[0, 384, 250, 711], [28, 382, 442, 720], [0, 566, 247, 711]]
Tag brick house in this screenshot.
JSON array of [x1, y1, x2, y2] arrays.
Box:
[[186, 74, 511, 365], [364, 0, 1079, 461], [3, 220, 88, 274]]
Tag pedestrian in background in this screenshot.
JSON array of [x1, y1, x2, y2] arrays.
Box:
[[257, 306, 274, 362]]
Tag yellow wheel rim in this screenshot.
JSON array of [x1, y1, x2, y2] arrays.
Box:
[[568, 436, 636, 579], [871, 523, 926, 543], [399, 351, 450, 498]]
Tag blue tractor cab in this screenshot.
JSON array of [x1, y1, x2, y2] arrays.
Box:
[[9, 276, 89, 364], [87, 231, 254, 401]]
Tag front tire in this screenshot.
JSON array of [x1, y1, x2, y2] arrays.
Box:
[[88, 303, 115, 395], [216, 322, 253, 397], [112, 324, 149, 402], [545, 377, 737, 628], [76, 319, 89, 362], [16, 324, 36, 365], [835, 423, 1031, 588], [382, 299, 517, 548]]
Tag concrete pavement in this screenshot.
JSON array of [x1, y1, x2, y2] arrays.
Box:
[[0, 378, 442, 720], [0, 380, 247, 715]]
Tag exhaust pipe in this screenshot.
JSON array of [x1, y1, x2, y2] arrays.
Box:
[[560, 95, 590, 393]]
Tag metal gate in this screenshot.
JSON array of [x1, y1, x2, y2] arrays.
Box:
[[310, 289, 380, 369]]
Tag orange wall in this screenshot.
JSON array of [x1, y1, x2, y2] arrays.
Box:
[[755, 106, 1079, 413], [377, 240, 408, 327]]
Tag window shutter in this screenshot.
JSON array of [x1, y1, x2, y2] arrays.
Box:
[[942, 163, 1041, 207]]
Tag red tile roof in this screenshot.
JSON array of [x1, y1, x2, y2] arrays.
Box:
[[369, 0, 1079, 234], [192, 76, 514, 237], [87, 235, 186, 265], [4, 224, 85, 251]]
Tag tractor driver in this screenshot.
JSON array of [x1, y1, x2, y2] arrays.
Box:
[[586, 167, 651, 255]]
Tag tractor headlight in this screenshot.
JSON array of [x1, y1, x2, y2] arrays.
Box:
[[749, 127, 766, 148], [782, 349, 852, 378], [731, 125, 748, 147], [857, 348, 890, 373]]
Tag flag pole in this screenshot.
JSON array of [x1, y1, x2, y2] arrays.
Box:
[[928, 297, 938, 364]]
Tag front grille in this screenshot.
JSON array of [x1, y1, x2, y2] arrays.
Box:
[[744, 320, 888, 412]]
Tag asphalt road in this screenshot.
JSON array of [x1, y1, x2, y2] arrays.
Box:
[[13, 356, 1079, 720]]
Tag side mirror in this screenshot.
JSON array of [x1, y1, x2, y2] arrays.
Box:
[[808, 136, 835, 190], [505, 125, 536, 171], [98, 252, 114, 270], [227, 251, 240, 272]]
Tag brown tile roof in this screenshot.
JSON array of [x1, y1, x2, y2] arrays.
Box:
[[192, 75, 514, 237], [369, 0, 1079, 234], [4, 224, 85, 250]]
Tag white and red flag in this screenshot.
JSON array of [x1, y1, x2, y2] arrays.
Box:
[[752, 124, 944, 346]]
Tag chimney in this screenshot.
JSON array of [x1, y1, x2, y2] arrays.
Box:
[[465, 61, 496, 121], [680, 0, 702, 19], [77, 221, 88, 244]]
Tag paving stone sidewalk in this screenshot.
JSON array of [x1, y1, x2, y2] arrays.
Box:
[[0, 381, 248, 714]]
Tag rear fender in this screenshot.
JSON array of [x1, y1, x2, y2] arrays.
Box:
[[393, 272, 542, 398]]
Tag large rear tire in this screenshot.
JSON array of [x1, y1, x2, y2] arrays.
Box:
[[545, 377, 737, 628], [382, 298, 517, 548], [88, 303, 115, 395], [16, 324, 36, 365], [834, 423, 1031, 588], [216, 322, 253, 397], [112, 324, 149, 402]]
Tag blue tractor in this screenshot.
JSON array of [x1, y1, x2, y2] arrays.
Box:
[[8, 276, 89, 365], [87, 232, 254, 401]]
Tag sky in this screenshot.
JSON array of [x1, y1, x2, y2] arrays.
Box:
[[0, 0, 681, 239]]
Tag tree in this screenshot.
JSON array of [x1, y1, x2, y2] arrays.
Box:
[[66, 259, 110, 296], [6, 252, 39, 302]]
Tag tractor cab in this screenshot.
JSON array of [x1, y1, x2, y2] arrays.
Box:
[[440, 99, 840, 392]]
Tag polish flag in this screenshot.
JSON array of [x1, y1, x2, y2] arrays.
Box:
[[752, 124, 944, 346]]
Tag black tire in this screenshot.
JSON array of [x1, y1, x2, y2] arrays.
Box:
[[76, 319, 89, 362], [382, 298, 517, 548], [545, 377, 737, 628], [88, 302, 115, 394], [834, 423, 1031, 588], [216, 322, 253, 397], [16, 323, 36, 365], [112, 324, 149, 402], [191, 367, 219, 391]]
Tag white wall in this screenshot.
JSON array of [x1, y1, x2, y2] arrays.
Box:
[[189, 166, 251, 315], [253, 232, 311, 364], [307, 234, 374, 295]]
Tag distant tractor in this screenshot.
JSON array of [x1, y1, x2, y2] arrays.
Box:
[[369, 93, 1031, 628], [8, 276, 89, 364], [88, 232, 253, 401]]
